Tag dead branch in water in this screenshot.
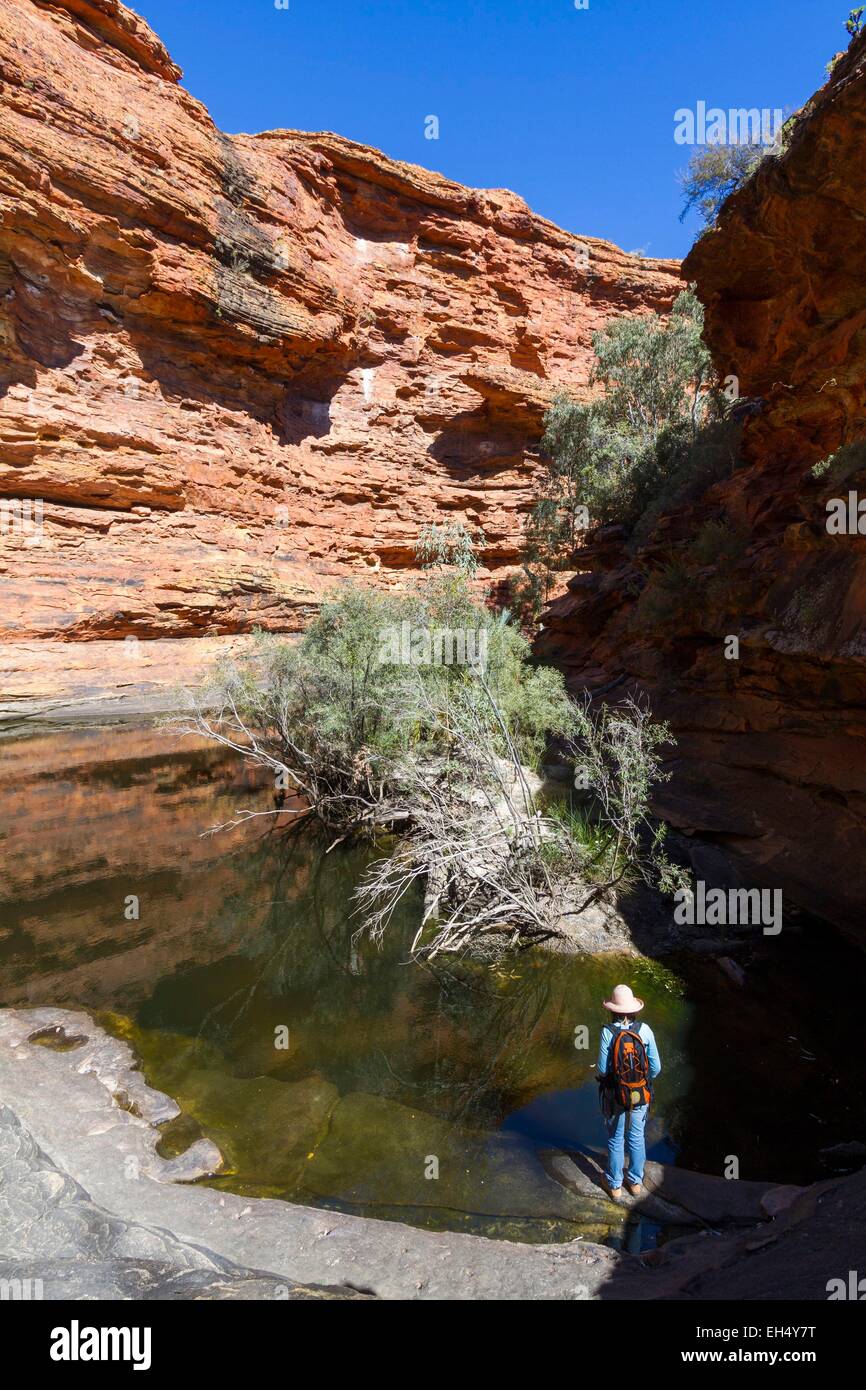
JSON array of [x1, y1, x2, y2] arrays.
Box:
[[354, 685, 688, 960]]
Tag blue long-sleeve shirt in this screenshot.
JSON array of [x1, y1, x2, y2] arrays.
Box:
[[597, 1019, 662, 1080]]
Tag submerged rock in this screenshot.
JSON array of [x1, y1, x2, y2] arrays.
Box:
[[304, 1091, 619, 1234], [172, 1068, 339, 1193]]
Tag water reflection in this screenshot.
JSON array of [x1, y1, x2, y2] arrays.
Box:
[[2, 722, 865, 1242]]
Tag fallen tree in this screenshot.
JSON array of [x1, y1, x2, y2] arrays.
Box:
[[354, 677, 688, 960], [177, 555, 687, 958]]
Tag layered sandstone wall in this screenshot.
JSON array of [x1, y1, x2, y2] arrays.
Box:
[[539, 36, 866, 941], [0, 0, 678, 693]]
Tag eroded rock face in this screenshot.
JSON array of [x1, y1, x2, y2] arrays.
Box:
[[0, 0, 678, 683], [685, 34, 866, 470], [538, 40, 866, 942]]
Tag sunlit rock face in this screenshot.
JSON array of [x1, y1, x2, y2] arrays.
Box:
[[538, 37, 866, 942], [0, 0, 679, 692]]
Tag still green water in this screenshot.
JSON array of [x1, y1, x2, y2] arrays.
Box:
[[2, 722, 864, 1245], [116, 848, 690, 1247]]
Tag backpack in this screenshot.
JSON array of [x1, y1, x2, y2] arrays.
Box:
[[605, 1026, 653, 1111]]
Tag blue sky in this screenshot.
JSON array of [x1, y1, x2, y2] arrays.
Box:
[[138, 0, 844, 259]]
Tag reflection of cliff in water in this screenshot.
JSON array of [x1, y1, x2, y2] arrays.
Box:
[[129, 815, 675, 1140], [0, 723, 281, 1010]]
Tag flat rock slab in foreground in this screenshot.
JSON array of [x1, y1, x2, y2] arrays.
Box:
[[0, 1111, 369, 1301]]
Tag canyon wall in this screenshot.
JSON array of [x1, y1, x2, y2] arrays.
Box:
[[4, 0, 861, 944], [540, 36, 866, 941], [0, 0, 678, 711]]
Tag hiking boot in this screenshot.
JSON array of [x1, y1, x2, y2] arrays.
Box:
[[607, 1186, 623, 1201], [627, 1183, 644, 1197]]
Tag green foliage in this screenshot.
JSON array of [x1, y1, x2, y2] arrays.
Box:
[[630, 956, 687, 1000], [200, 567, 579, 835], [631, 415, 743, 543], [415, 521, 483, 576], [678, 143, 768, 228], [521, 287, 728, 613], [591, 286, 715, 437], [540, 395, 651, 532], [565, 698, 690, 898], [496, 659, 579, 767], [507, 562, 549, 633], [540, 802, 620, 884], [635, 556, 695, 629], [811, 455, 833, 479], [688, 517, 749, 568], [355, 691, 689, 958], [192, 578, 689, 949], [635, 515, 752, 637], [810, 440, 866, 490], [209, 588, 413, 778], [846, 7, 864, 38]]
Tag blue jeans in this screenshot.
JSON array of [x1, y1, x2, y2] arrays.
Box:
[[604, 1104, 649, 1188]]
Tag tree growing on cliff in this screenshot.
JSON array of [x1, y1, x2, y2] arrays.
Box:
[[516, 286, 720, 617], [677, 142, 768, 228], [416, 520, 484, 576]]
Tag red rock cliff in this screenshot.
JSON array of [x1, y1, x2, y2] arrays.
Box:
[[539, 36, 866, 942], [0, 0, 678, 707]]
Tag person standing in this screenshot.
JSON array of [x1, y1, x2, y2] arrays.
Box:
[[597, 984, 661, 1199]]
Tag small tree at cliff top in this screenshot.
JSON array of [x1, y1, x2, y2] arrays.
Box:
[[515, 286, 718, 621], [677, 142, 768, 229]]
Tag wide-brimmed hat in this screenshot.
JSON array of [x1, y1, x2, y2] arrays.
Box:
[[603, 983, 644, 1014]]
